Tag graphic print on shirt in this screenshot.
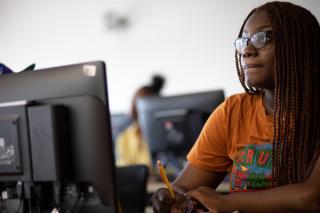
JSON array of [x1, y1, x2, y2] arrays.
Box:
[[231, 143, 272, 192]]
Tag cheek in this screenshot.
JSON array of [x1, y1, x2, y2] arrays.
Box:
[[261, 51, 275, 88], [265, 52, 275, 77]]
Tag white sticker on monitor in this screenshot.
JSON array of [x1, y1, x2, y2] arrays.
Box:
[[0, 145, 15, 165], [0, 138, 4, 147], [83, 65, 97, 77]]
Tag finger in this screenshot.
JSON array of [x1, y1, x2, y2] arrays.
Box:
[[187, 188, 220, 213], [186, 190, 200, 201], [157, 188, 174, 204], [151, 193, 161, 212], [152, 195, 171, 213], [171, 203, 185, 213], [151, 189, 173, 212], [152, 204, 171, 213], [194, 208, 211, 213]]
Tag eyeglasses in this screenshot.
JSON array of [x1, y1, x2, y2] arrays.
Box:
[[234, 31, 273, 54]]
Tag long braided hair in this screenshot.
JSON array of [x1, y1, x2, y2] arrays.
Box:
[[235, 2, 320, 187]]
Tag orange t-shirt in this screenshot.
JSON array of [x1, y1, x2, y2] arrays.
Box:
[[187, 93, 274, 192]]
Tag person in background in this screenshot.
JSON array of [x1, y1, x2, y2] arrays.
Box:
[[152, 2, 320, 213], [116, 75, 165, 168]]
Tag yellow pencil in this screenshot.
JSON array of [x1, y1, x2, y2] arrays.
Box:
[[157, 160, 175, 198]]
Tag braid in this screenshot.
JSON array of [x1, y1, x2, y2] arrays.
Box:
[[236, 2, 320, 186], [267, 2, 320, 186]]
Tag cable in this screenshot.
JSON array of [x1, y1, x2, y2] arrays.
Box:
[[69, 192, 83, 213], [16, 182, 23, 213], [17, 197, 24, 213], [28, 198, 32, 213], [0, 191, 7, 213], [0, 196, 6, 213]]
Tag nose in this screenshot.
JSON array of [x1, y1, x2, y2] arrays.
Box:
[[242, 43, 258, 58]]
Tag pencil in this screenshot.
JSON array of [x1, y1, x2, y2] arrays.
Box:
[[157, 160, 175, 198]]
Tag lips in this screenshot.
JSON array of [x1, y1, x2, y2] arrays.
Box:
[[243, 64, 262, 71]]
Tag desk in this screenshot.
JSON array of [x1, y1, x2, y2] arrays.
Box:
[[145, 177, 230, 213]]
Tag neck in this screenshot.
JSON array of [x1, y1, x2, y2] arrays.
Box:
[[263, 89, 274, 115]]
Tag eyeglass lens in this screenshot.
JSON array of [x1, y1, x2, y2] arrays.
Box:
[[235, 31, 267, 54]]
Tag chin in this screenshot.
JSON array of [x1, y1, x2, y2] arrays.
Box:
[[246, 79, 263, 89]]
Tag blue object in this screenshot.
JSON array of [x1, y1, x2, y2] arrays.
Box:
[[0, 63, 14, 74], [0, 63, 36, 75]]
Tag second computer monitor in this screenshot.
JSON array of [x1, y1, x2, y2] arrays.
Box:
[[137, 90, 224, 175]]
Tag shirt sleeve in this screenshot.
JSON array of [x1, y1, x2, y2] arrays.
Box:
[[187, 99, 232, 172]]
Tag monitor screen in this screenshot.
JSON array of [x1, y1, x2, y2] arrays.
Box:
[[137, 90, 224, 177], [0, 61, 118, 212]]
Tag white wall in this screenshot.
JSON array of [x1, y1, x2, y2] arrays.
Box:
[[1, 0, 319, 113]]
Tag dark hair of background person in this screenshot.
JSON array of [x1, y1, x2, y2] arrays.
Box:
[[130, 75, 165, 121], [235, 2, 320, 187]]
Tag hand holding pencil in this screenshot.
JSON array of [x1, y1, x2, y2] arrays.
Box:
[[154, 161, 239, 213], [154, 160, 194, 213], [157, 160, 175, 198]]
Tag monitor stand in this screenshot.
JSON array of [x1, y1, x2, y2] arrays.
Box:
[[0, 182, 116, 213]]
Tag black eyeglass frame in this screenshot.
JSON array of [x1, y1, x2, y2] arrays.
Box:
[[234, 30, 273, 54]]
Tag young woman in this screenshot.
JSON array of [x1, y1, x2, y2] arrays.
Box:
[[152, 2, 320, 212]]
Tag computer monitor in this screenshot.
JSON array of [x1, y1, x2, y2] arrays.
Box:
[[110, 113, 132, 144], [137, 90, 224, 177], [0, 61, 118, 212]]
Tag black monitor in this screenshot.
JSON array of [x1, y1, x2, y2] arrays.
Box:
[[137, 90, 224, 177], [0, 61, 118, 212]]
